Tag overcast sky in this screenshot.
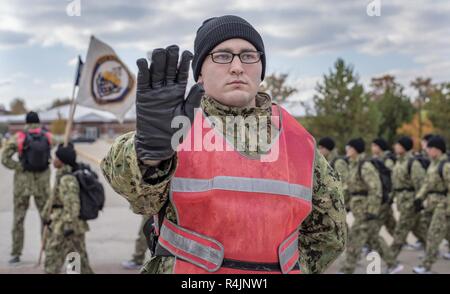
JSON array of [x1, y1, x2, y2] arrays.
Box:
[[1, 0, 449, 115]]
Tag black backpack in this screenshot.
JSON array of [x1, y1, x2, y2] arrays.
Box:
[[384, 152, 397, 164], [358, 158, 392, 204], [20, 130, 51, 172], [438, 159, 450, 181], [73, 163, 105, 220], [407, 155, 430, 176]]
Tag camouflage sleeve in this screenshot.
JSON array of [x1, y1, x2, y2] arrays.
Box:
[[1, 136, 21, 171], [443, 164, 450, 215], [411, 160, 426, 191], [60, 174, 80, 225], [361, 161, 382, 215], [385, 158, 395, 170], [298, 150, 347, 274], [100, 132, 177, 215], [416, 170, 432, 201], [334, 159, 349, 184]]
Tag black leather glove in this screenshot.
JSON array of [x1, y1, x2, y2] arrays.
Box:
[[414, 198, 424, 212], [365, 213, 377, 221], [135, 45, 204, 161], [63, 229, 74, 237]]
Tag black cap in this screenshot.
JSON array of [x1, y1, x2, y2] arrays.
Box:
[[423, 134, 434, 142], [318, 137, 335, 151], [397, 136, 413, 151], [427, 135, 446, 153], [26, 111, 40, 124], [55, 143, 77, 168], [192, 15, 265, 82], [372, 138, 389, 151], [347, 138, 365, 154]]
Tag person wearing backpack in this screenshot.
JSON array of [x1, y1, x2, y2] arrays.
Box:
[[413, 136, 450, 274], [318, 137, 349, 210], [371, 138, 396, 238], [389, 136, 427, 264], [339, 138, 401, 274], [1, 111, 53, 264], [42, 143, 94, 274]]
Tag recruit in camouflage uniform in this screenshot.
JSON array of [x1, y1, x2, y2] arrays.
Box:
[[371, 140, 397, 238], [390, 139, 426, 260], [339, 140, 398, 274], [43, 162, 94, 274], [413, 149, 450, 273], [101, 93, 347, 274], [1, 122, 51, 262]]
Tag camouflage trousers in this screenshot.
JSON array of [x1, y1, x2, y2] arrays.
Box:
[[45, 231, 94, 274], [421, 201, 449, 270], [340, 197, 396, 274], [141, 256, 174, 274], [132, 216, 150, 265], [377, 202, 396, 238], [12, 193, 48, 256], [390, 192, 423, 259]]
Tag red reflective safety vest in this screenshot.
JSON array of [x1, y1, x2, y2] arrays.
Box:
[[16, 128, 52, 155], [158, 105, 315, 274]]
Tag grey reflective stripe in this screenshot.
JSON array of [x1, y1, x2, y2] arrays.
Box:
[[279, 239, 298, 271], [171, 176, 312, 202], [159, 222, 224, 271], [278, 232, 299, 274]]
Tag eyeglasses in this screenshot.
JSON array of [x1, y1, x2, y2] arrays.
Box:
[[208, 51, 263, 64]]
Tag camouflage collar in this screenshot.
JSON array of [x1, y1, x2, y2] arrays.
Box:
[[24, 123, 41, 132], [201, 92, 272, 118]]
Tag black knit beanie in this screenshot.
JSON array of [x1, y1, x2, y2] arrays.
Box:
[[397, 136, 413, 151], [55, 143, 77, 168], [372, 138, 389, 151], [318, 137, 335, 151], [192, 15, 265, 82], [427, 136, 446, 153], [347, 138, 365, 154], [26, 111, 40, 124]]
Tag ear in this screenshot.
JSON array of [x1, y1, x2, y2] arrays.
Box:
[[198, 74, 204, 85]]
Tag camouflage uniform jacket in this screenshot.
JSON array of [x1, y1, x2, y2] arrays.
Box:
[[44, 165, 89, 235], [101, 93, 347, 274], [346, 153, 382, 216], [416, 154, 450, 214], [1, 123, 51, 195], [392, 151, 426, 193]]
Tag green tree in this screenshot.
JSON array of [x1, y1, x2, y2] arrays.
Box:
[[10, 98, 27, 114], [49, 97, 71, 109], [425, 82, 450, 141], [307, 58, 380, 152], [260, 73, 297, 103], [370, 75, 414, 145]]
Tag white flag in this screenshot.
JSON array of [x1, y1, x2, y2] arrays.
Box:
[[76, 36, 135, 122]]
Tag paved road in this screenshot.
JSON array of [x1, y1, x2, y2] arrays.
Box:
[[0, 139, 448, 274]]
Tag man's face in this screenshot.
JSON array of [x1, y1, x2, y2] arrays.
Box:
[[345, 146, 357, 158], [198, 38, 263, 108], [427, 147, 442, 159], [393, 143, 406, 155], [53, 157, 63, 169], [371, 143, 382, 155], [421, 140, 428, 150], [318, 146, 330, 157]]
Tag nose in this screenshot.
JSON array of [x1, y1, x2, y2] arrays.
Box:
[[229, 56, 244, 76]]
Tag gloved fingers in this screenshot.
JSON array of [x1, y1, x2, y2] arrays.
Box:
[[150, 48, 167, 88], [183, 83, 204, 121], [136, 58, 150, 90], [165, 45, 179, 86], [176, 50, 193, 84]]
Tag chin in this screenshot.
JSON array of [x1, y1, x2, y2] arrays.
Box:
[[222, 90, 254, 107]]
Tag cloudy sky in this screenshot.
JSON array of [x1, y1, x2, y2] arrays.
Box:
[[0, 0, 449, 115]]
